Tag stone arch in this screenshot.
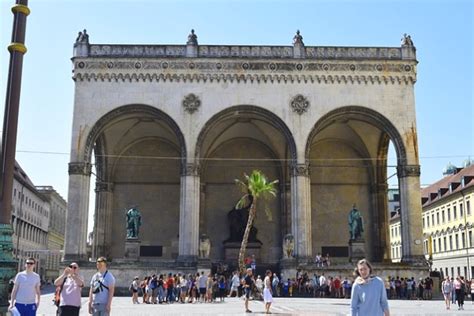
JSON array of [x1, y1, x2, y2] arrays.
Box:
[[195, 105, 297, 162], [84, 104, 187, 167], [305, 106, 407, 164]]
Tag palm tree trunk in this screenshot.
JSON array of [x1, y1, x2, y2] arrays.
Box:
[[238, 201, 257, 273]]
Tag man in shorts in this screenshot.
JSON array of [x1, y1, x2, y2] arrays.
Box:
[[243, 268, 254, 313]]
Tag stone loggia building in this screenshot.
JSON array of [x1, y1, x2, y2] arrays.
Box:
[[66, 30, 426, 284]]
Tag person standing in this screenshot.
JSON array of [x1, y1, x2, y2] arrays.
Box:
[[8, 257, 41, 316], [441, 276, 452, 310], [54, 262, 84, 316], [263, 270, 273, 314], [88, 257, 115, 315], [470, 278, 474, 304], [243, 268, 254, 313], [130, 277, 140, 304], [350, 259, 390, 316]]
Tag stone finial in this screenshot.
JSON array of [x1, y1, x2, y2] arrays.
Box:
[[75, 29, 90, 44], [401, 33, 414, 47], [293, 30, 304, 45], [187, 29, 198, 45]]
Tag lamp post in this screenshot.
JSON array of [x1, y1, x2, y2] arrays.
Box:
[[0, 0, 29, 311]]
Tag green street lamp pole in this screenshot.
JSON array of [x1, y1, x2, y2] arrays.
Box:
[[0, 0, 29, 311]]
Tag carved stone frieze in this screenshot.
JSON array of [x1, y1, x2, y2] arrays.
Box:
[[290, 95, 310, 114], [182, 163, 201, 176], [87, 44, 408, 60], [68, 162, 92, 175], [291, 163, 310, 177], [397, 165, 421, 178], [182, 94, 201, 113]]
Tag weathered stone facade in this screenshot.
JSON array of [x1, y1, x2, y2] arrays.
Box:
[[66, 31, 424, 275]]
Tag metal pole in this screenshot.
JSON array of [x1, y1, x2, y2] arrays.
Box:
[[0, 0, 29, 311]]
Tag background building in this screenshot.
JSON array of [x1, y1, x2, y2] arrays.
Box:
[[11, 162, 50, 278], [36, 186, 67, 282], [390, 159, 474, 278]]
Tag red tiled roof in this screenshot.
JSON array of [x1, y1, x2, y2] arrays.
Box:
[[421, 164, 474, 207]]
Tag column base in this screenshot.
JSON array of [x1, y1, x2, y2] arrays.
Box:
[[176, 255, 198, 267], [0, 224, 17, 310], [401, 255, 427, 267]]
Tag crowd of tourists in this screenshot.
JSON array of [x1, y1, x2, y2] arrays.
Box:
[[7, 255, 474, 315]]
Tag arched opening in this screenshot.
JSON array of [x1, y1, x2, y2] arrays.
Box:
[[196, 105, 297, 266], [85, 104, 186, 260], [306, 106, 407, 263]]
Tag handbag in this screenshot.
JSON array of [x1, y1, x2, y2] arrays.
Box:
[[53, 277, 67, 307]]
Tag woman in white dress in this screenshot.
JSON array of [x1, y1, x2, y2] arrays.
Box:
[[263, 270, 273, 314]]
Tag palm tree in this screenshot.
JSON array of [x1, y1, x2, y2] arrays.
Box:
[[235, 170, 278, 273]]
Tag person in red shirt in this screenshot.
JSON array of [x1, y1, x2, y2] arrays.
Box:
[[334, 276, 342, 298], [166, 273, 175, 303]]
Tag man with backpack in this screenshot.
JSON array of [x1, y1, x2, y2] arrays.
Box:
[[88, 257, 115, 315]]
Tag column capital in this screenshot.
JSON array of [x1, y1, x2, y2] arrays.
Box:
[[397, 164, 421, 178], [290, 163, 310, 177], [68, 162, 92, 175], [95, 181, 113, 193], [182, 163, 201, 176]]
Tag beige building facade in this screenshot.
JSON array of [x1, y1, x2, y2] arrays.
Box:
[[36, 186, 67, 282], [65, 30, 424, 276], [11, 163, 50, 278]]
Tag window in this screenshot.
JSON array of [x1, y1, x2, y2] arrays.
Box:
[[444, 237, 447, 251], [14, 189, 16, 197], [437, 212, 440, 225], [423, 217, 425, 228], [438, 238, 442, 252], [442, 210, 446, 223], [445, 268, 448, 277], [448, 208, 451, 221], [467, 200, 471, 216], [457, 267, 461, 276], [427, 216, 430, 227], [460, 203, 464, 217], [433, 239, 437, 252], [449, 235, 453, 250], [455, 234, 459, 249], [431, 214, 435, 226], [469, 230, 473, 247], [462, 232, 466, 248], [453, 206, 457, 220]]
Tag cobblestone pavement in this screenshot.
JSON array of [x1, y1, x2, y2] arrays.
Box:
[[35, 293, 474, 315]]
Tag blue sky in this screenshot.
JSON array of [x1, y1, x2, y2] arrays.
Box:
[[1, 0, 473, 201]]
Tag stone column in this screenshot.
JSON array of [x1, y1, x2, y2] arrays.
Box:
[[177, 163, 200, 263], [64, 162, 91, 261], [290, 163, 312, 260], [372, 183, 390, 262], [397, 164, 424, 264], [92, 181, 114, 260]]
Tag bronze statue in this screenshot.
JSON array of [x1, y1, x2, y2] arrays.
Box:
[[224, 196, 261, 243], [126, 207, 142, 239], [348, 203, 364, 240]]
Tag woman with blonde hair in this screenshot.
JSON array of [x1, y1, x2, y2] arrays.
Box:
[[350, 259, 389, 316]]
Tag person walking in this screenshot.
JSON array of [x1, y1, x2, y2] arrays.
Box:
[[229, 271, 240, 298], [263, 270, 273, 314], [350, 259, 390, 316], [454, 276, 466, 310], [243, 268, 254, 313], [88, 257, 115, 316], [8, 257, 41, 316], [54, 262, 85, 315], [441, 276, 452, 310], [470, 278, 474, 304]]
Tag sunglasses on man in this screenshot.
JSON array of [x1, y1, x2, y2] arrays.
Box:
[[26, 262, 35, 265], [69, 265, 78, 269]]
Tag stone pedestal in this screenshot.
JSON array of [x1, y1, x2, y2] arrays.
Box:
[[349, 239, 366, 263], [223, 242, 261, 261], [124, 239, 140, 260]]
